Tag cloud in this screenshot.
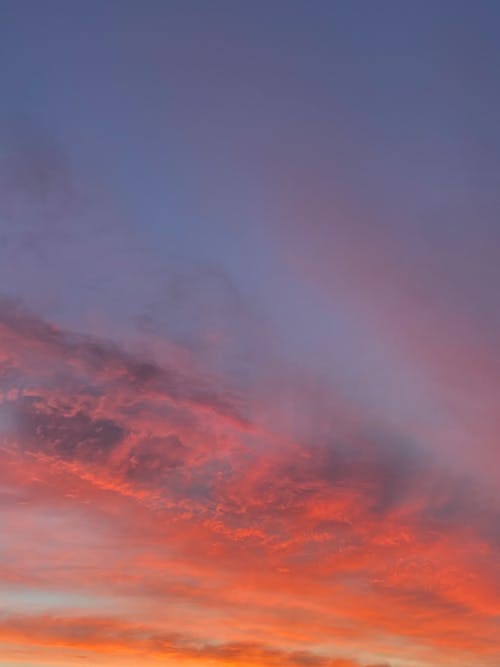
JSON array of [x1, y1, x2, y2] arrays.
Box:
[[0, 295, 249, 428], [274, 183, 500, 485], [0, 298, 499, 667], [15, 395, 126, 462], [0, 613, 388, 667]]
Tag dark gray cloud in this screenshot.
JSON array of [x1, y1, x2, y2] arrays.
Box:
[[14, 395, 125, 463], [125, 435, 188, 484]]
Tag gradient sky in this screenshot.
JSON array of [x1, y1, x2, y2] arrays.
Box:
[[1, 2, 500, 666]]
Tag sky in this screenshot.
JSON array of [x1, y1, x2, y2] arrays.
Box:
[[0, 1, 500, 666]]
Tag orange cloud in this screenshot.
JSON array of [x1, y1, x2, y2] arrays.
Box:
[[0, 299, 499, 667]]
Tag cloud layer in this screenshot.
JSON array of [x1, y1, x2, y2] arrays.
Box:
[[1, 298, 499, 667]]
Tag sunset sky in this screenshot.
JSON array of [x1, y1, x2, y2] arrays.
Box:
[[1, 2, 500, 666]]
